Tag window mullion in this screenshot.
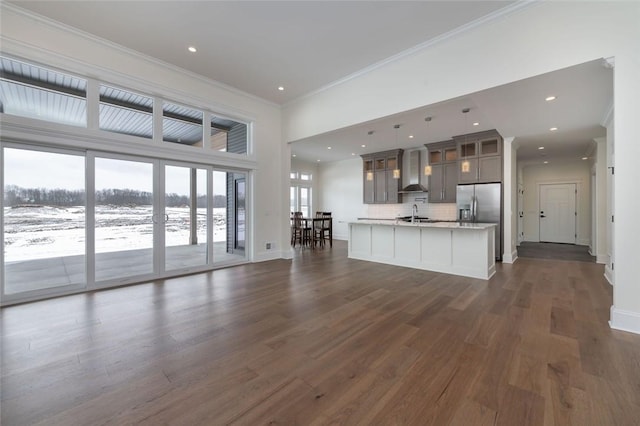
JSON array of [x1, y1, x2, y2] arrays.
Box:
[[153, 97, 163, 144], [203, 112, 212, 150], [86, 78, 100, 130]]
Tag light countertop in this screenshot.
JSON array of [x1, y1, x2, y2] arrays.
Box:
[[351, 220, 496, 230]]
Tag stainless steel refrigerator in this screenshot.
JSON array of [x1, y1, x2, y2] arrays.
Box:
[[456, 183, 502, 261]]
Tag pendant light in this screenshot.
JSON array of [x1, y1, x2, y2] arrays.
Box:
[[366, 130, 374, 181], [393, 124, 401, 179], [424, 116, 432, 176], [461, 108, 471, 173]]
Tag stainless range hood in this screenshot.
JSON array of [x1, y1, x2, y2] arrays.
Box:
[[400, 150, 428, 193]]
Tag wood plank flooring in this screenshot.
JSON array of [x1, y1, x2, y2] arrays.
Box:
[[517, 242, 595, 263], [2, 241, 639, 425]]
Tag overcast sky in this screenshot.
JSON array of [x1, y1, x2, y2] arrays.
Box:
[[4, 148, 229, 195]]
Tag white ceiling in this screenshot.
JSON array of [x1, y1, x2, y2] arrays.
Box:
[[291, 59, 612, 163], [8, 1, 613, 164], [8, 1, 514, 104]]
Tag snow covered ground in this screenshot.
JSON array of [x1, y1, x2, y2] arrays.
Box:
[[3, 205, 227, 262]]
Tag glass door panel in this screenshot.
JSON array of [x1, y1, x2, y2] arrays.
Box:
[[164, 165, 208, 271], [212, 171, 247, 264], [94, 157, 154, 282], [300, 187, 311, 218], [3, 147, 86, 294]]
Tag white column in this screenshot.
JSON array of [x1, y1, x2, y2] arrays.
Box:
[[594, 136, 608, 264], [502, 137, 517, 263], [283, 142, 294, 259], [610, 54, 640, 335]]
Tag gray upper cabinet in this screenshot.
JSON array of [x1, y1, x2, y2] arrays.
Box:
[[454, 130, 502, 184], [425, 140, 457, 203], [361, 149, 403, 204]]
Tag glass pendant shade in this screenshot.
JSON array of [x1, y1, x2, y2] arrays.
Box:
[[366, 171, 373, 181], [461, 160, 470, 173], [393, 168, 400, 179], [424, 165, 432, 176]]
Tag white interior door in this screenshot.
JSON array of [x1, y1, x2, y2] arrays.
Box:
[[539, 183, 576, 243]]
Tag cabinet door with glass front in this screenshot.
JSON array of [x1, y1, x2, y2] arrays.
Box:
[[478, 137, 501, 157], [361, 149, 403, 204]]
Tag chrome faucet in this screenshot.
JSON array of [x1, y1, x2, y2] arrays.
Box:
[[412, 204, 418, 223]]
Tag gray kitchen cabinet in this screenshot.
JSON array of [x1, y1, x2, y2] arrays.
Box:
[[454, 130, 502, 184], [426, 140, 457, 203], [363, 158, 375, 203], [361, 149, 403, 204]]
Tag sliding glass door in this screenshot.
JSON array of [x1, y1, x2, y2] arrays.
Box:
[[94, 155, 155, 283], [1, 145, 249, 302], [164, 164, 210, 272], [2, 145, 86, 295]]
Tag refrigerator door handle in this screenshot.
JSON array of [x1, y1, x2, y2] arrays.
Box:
[[472, 195, 477, 222]]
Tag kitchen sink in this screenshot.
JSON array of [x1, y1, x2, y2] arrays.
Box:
[[397, 216, 459, 224], [397, 216, 431, 223]]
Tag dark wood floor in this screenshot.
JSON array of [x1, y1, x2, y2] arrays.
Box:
[[518, 242, 596, 263], [2, 240, 639, 425]]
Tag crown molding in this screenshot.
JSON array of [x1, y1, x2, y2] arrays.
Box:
[[285, 0, 539, 108], [1, 3, 279, 111]]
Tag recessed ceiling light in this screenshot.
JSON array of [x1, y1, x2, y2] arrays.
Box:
[[188, 46, 197, 53], [473, 122, 479, 126], [545, 96, 557, 101], [278, 86, 284, 91], [361, 144, 366, 148], [317, 159, 321, 162], [543, 161, 549, 164], [550, 127, 558, 131], [327, 146, 332, 150], [582, 156, 588, 160], [292, 154, 296, 157], [538, 146, 545, 150], [351, 153, 355, 156], [409, 135, 414, 139]]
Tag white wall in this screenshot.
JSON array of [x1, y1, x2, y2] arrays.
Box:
[[283, 1, 640, 333], [316, 158, 367, 240], [521, 161, 591, 245]]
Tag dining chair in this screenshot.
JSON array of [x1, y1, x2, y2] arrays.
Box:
[[291, 211, 311, 247], [313, 212, 332, 247]]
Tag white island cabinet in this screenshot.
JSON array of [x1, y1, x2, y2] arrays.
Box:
[[348, 220, 497, 280]]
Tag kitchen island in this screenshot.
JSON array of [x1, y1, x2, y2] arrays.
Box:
[[348, 220, 497, 280]]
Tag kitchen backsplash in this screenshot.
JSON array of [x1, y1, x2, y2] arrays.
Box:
[[366, 200, 457, 220]]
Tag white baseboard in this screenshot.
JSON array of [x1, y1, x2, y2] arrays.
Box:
[[254, 249, 290, 262], [604, 265, 614, 285], [502, 249, 518, 264], [596, 253, 610, 265], [578, 238, 590, 246], [610, 306, 640, 335]]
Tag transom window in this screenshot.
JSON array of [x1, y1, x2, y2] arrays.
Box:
[[0, 55, 249, 155]]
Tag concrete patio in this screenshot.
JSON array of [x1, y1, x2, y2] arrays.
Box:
[[4, 242, 245, 294]]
